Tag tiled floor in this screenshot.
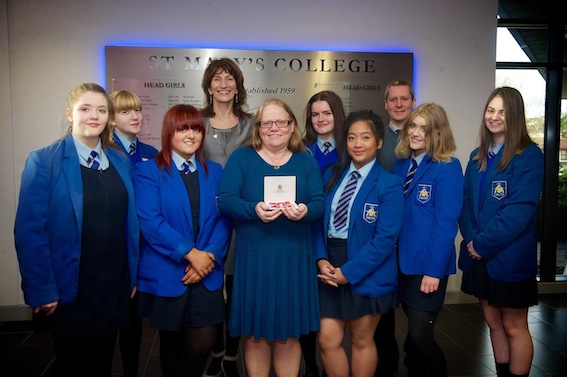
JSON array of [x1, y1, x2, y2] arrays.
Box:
[[2, 294, 567, 377]]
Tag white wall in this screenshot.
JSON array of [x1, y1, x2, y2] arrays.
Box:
[[0, 0, 498, 319]]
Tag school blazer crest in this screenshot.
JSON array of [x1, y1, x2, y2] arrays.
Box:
[[314, 162, 404, 298]]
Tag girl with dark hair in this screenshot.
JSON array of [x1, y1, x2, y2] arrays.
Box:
[[303, 90, 347, 173], [316, 110, 403, 377], [300, 90, 347, 377], [134, 104, 232, 377]]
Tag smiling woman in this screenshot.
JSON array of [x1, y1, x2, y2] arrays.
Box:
[[14, 83, 140, 377], [199, 58, 254, 377], [217, 98, 324, 377], [315, 109, 403, 377], [459, 87, 544, 377], [133, 104, 232, 377], [393, 103, 462, 376], [66, 90, 110, 148]]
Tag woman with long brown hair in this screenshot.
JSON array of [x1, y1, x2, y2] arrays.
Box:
[[459, 87, 544, 377], [200, 57, 253, 377]]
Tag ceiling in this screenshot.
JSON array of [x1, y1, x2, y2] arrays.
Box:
[[497, 0, 566, 98]]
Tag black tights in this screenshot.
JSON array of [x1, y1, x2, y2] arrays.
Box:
[[402, 303, 447, 377], [210, 275, 241, 358], [159, 325, 218, 377], [119, 295, 142, 377], [299, 331, 319, 372]]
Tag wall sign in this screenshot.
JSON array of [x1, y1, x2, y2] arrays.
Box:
[[106, 46, 413, 149]]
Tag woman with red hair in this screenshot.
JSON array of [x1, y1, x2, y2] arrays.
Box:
[[134, 104, 232, 377]]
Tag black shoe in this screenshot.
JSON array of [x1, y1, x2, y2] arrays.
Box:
[[304, 366, 319, 377], [221, 356, 240, 377], [375, 365, 399, 377]]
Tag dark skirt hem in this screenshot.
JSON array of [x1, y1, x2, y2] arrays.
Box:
[[461, 259, 538, 308], [138, 283, 225, 331]]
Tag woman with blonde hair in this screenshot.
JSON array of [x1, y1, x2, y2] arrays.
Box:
[[394, 103, 463, 377], [108, 89, 158, 377], [218, 98, 324, 377], [15, 83, 139, 377], [109, 90, 158, 164]]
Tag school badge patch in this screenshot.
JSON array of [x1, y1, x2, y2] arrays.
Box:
[[363, 203, 378, 224], [416, 184, 432, 204], [492, 180, 507, 200]]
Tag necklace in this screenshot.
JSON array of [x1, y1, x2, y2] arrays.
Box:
[[262, 149, 288, 170]]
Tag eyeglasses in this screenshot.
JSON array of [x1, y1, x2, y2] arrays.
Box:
[[258, 119, 292, 129]]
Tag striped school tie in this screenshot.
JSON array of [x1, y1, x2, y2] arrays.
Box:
[[403, 158, 417, 196], [181, 160, 193, 175], [322, 142, 332, 155], [333, 171, 361, 229], [488, 150, 496, 159], [129, 142, 136, 156], [86, 151, 101, 170]]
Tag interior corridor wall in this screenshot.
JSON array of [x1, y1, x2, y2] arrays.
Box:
[[0, 0, 498, 319]]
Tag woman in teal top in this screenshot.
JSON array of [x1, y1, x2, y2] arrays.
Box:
[[218, 98, 324, 377]]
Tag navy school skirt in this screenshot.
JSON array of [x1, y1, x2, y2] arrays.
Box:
[[138, 282, 225, 331], [319, 238, 398, 320], [461, 259, 538, 308]]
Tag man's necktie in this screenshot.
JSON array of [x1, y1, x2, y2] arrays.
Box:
[[333, 171, 361, 230], [322, 142, 332, 155], [488, 150, 496, 159], [86, 151, 101, 170], [181, 160, 193, 175], [129, 142, 136, 156], [403, 158, 417, 196]]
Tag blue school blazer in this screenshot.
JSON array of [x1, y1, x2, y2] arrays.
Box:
[[14, 134, 140, 308], [458, 144, 544, 282], [113, 131, 158, 164], [393, 156, 463, 278], [314, 162, 404, 298], [134, 158, 231, 297]]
